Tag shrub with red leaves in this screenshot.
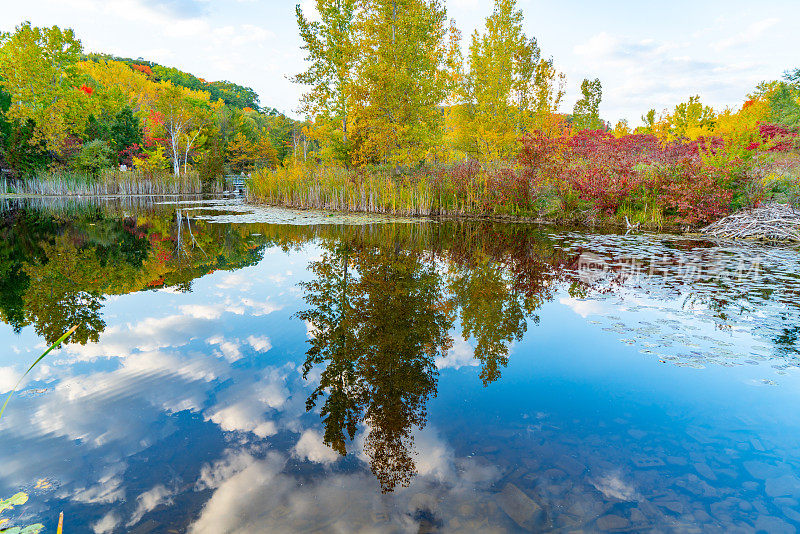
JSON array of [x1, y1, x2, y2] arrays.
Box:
[[118, 143, 143, 166], [517, 129, 737, 225]]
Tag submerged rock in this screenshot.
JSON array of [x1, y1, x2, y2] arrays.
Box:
[[495, 483, 544, 530]]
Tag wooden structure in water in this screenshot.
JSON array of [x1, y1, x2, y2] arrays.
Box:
[[224, 174, 248, 195]]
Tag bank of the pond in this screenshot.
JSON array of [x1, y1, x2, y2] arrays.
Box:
[[243, 186, 697, 233], [3, 169, 223, 196]]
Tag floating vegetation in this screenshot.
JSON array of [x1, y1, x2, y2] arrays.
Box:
[[0, 493, 43, 534]]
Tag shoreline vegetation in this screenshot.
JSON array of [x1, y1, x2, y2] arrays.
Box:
[[243, 0, 800, 234], [3, 169, 213, 196], [246, 127, 800, 232], [1, 1, 799, 233]]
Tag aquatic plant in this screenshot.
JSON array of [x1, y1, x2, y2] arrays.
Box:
[[9, 168, 214, 196], [0, 325, 78, 422], [0, 493, 43, 534]]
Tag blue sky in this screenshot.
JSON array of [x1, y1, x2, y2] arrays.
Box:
[[2, 0, 798, 124]]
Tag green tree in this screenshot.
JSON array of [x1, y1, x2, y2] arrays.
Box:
[[351, 0, 451, 167], [767, 69, 800, 127], [295, 0, 358, 166], [110, 106, 143, 158], [74, 139, 111, 176], [0, 22, 85, 154], [572, 77, 603, 131]]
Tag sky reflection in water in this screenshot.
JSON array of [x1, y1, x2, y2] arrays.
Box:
[[0, 198, 799, 533]]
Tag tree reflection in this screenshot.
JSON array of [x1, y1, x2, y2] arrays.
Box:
[[297, 225, 567, 492], [0, 201, 274, 345], [298, 237, 453, 492]]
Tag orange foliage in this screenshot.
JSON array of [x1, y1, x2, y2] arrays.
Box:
[[131, 64, 153, 76]]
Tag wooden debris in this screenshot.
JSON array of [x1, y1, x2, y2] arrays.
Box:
[[701, 203, 800, 242]]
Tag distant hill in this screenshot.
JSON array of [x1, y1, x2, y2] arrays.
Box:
[[84, 53, 279, 115]]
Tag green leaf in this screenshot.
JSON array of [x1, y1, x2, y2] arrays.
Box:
[[0, 325, 78, 422], [0, 493, 27, 514]]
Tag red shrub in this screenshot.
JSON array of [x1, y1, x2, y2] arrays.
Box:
[[518, 129, 736, 224]]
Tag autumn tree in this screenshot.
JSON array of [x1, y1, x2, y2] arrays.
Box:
[[351, 0, 451, 167], [456, 0, 565, 160], [0, 23, 86, 154], [299, 237, 454, 492], [295, 0, 358, 166], [152, 82, 214, 175], [572, 77, 603, 131], [253, 135, 279, 169]]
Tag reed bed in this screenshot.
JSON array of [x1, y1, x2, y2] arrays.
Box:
[[9, 169, 216, 196], [247, 163, 527, 217]]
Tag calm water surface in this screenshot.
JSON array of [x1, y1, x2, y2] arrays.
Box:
[[0, 197, 799, 533]]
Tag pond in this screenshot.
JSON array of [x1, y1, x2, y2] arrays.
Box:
[[0, 197, 799, 533]]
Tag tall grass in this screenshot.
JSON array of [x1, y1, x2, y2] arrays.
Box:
[[9, 168, 218, 196], [247, 162, 530, 217]]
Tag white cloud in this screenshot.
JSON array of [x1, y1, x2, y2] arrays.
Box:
[[215, 272, 252, 290], [241, 298, 283, 316], [127, 484, 175, 527], [559, 297, 604, 318], [207, 401, 277, 438], [207, 336, 243, 362], [712, 18, 779, 50], [196, 449, 261, 491], [293, 430, 339, 464], [247, 335, 272, 353], [435, 335, 477, 370], [92, 511, 121, 534], [72, 474, 125, 504], [0, 366, 21, 394]]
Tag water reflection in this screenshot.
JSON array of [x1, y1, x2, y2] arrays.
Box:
[[293, 226, 590, 492], [298, 239, 452, 492], [0, 199, 799, 532], [0, 199, 267, 345]]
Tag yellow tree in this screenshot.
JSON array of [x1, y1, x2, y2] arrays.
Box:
[[456, 0, 564, 160], [294, 0, 358, 166], [152, 82, 213, 175], [0, 23, 88, 154], [351, 0, 451, 167], [459, 0, 525, 160], [227, 131, 257, 172], [660, 95, 716, 141], [254, 135, 279, 169]]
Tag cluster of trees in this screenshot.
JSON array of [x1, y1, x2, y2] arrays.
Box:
[[0, 22, 310, 182], [295, 0, 599, 167], [294, 0, 799, 174], [613, 68, 800, 148]]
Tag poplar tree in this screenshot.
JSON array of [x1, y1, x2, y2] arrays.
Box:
[[572, 78, 603, 131], [457, 0, 565, 161], [294, 0, 358, 166], [351, 0, 450, 168]]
